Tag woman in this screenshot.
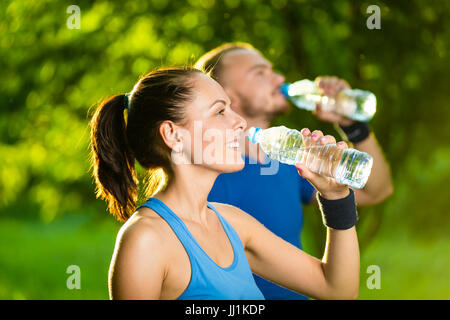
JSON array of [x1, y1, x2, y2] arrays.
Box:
[[89, 67, 360, 300]]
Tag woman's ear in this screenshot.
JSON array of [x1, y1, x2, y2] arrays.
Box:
[[159, 121, 182, 152]]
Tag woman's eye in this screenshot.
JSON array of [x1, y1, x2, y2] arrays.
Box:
[[218, 109, 225, 115]]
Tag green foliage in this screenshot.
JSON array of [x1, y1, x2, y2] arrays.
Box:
[[0, 0, 449, 299]]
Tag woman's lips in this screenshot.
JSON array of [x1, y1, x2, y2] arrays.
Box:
[[226, 139, 240, 149]]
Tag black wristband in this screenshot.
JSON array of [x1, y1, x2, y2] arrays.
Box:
[[317, 189, 358, 230], [337, 122, 371, 143]]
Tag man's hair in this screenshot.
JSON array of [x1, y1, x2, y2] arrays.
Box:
[[194, 42, 255, 85]]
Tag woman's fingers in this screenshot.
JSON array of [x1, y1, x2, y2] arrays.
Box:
[[319, 135, 336, 145], [295, 162, 336, 195], [301, 129, 339, 147], [295, 163, 319, 181], [301, 128, 324, 146], [296, 129, 351, 198], [301, 128, 311, 146], [337, 141, 349, 149], [310, 130, 323, 143], [296, 130, 351, 197], [301, 128, 311, 136]]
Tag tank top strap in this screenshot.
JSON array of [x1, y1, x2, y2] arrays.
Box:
[[136, 198, 203, 270], [206, 202, 243, 253]]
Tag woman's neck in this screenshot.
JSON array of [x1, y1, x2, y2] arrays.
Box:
[[155, 165, 218, 225]]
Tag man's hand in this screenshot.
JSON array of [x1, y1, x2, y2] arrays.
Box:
[[313, 76, 354, 126]]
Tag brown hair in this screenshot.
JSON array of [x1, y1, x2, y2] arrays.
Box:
[[194, 42, 255, 84], [89, 67, 202, 222]]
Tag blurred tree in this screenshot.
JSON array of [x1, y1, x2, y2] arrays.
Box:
[[0, 0, 449, 249]]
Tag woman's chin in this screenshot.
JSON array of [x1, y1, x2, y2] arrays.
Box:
[[224, 161, 245, 173], [210, 159, 245, 174]]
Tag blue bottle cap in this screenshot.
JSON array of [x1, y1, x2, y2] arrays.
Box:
[[280, 83, 291, 97], [247, 127, 261, 144]]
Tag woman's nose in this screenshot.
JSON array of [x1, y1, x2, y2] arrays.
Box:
[[233, 112, 247, 132]]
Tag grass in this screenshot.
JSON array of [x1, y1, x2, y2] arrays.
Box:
[[357, 229, 450, 299], [0, 214, 121, 299], [0, 213, 448, 299]]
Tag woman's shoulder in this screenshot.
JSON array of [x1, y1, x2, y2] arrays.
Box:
[[209, 202, 244, 221], [114, 207, 172, 254], [209, 202, 265, 246], [109, 207, 178, 299], [209, 202, 261, 223]]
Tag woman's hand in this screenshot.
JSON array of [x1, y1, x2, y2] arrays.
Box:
[[295, 128, 350, 200]]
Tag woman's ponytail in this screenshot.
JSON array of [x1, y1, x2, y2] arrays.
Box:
[[89, 67, 203, 222], [90, 94, 138, 222]]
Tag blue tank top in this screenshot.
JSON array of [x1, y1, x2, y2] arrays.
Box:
[[137, 198, 265, 300]]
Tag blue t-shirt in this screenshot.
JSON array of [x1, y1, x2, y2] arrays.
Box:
[[208, 155, 315, 300]]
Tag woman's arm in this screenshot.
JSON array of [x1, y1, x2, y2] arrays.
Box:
[[229, 201, 359, 300], [228, 132, 360, 300], [321, 224, 359, 299], [108, 216, 167, 299]]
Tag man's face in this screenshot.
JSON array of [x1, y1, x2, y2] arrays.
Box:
[[220, 49, 289, 119]]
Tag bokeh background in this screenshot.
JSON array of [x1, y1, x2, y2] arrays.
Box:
[[1, 0, 449, 299]]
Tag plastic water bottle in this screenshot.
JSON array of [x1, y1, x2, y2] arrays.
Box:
[[280, 80, 376, 122], [247, 126, 373, 189]]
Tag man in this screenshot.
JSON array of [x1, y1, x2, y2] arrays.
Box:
[[195, 43, 393, 300]]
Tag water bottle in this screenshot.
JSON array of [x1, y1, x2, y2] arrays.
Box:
[[247, 126, 373, 189], [280, 80, 376, 122]]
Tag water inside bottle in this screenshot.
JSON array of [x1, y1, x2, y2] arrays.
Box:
[[248, 126, 373, 189], [278, 144, 344, 178], [334, 148, 373, 189], [340, 89, 376, 122], [278, 145, 373, 189], [282, 82, 377, 122]]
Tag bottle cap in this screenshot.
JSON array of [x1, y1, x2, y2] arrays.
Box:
[[247, 127, 261, 144], [280, 83, 291, 97]]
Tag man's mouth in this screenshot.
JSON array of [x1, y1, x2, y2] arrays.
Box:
[[273, 87, 285, 97]]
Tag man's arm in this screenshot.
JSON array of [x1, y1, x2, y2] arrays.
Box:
[[344, 131, 393, 205]]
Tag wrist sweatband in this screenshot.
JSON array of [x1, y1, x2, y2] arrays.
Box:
[[317, 189, 358, 230], [337, 122, 371, 143]]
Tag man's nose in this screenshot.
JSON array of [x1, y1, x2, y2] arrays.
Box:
[[273, 71, 285, 86]]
